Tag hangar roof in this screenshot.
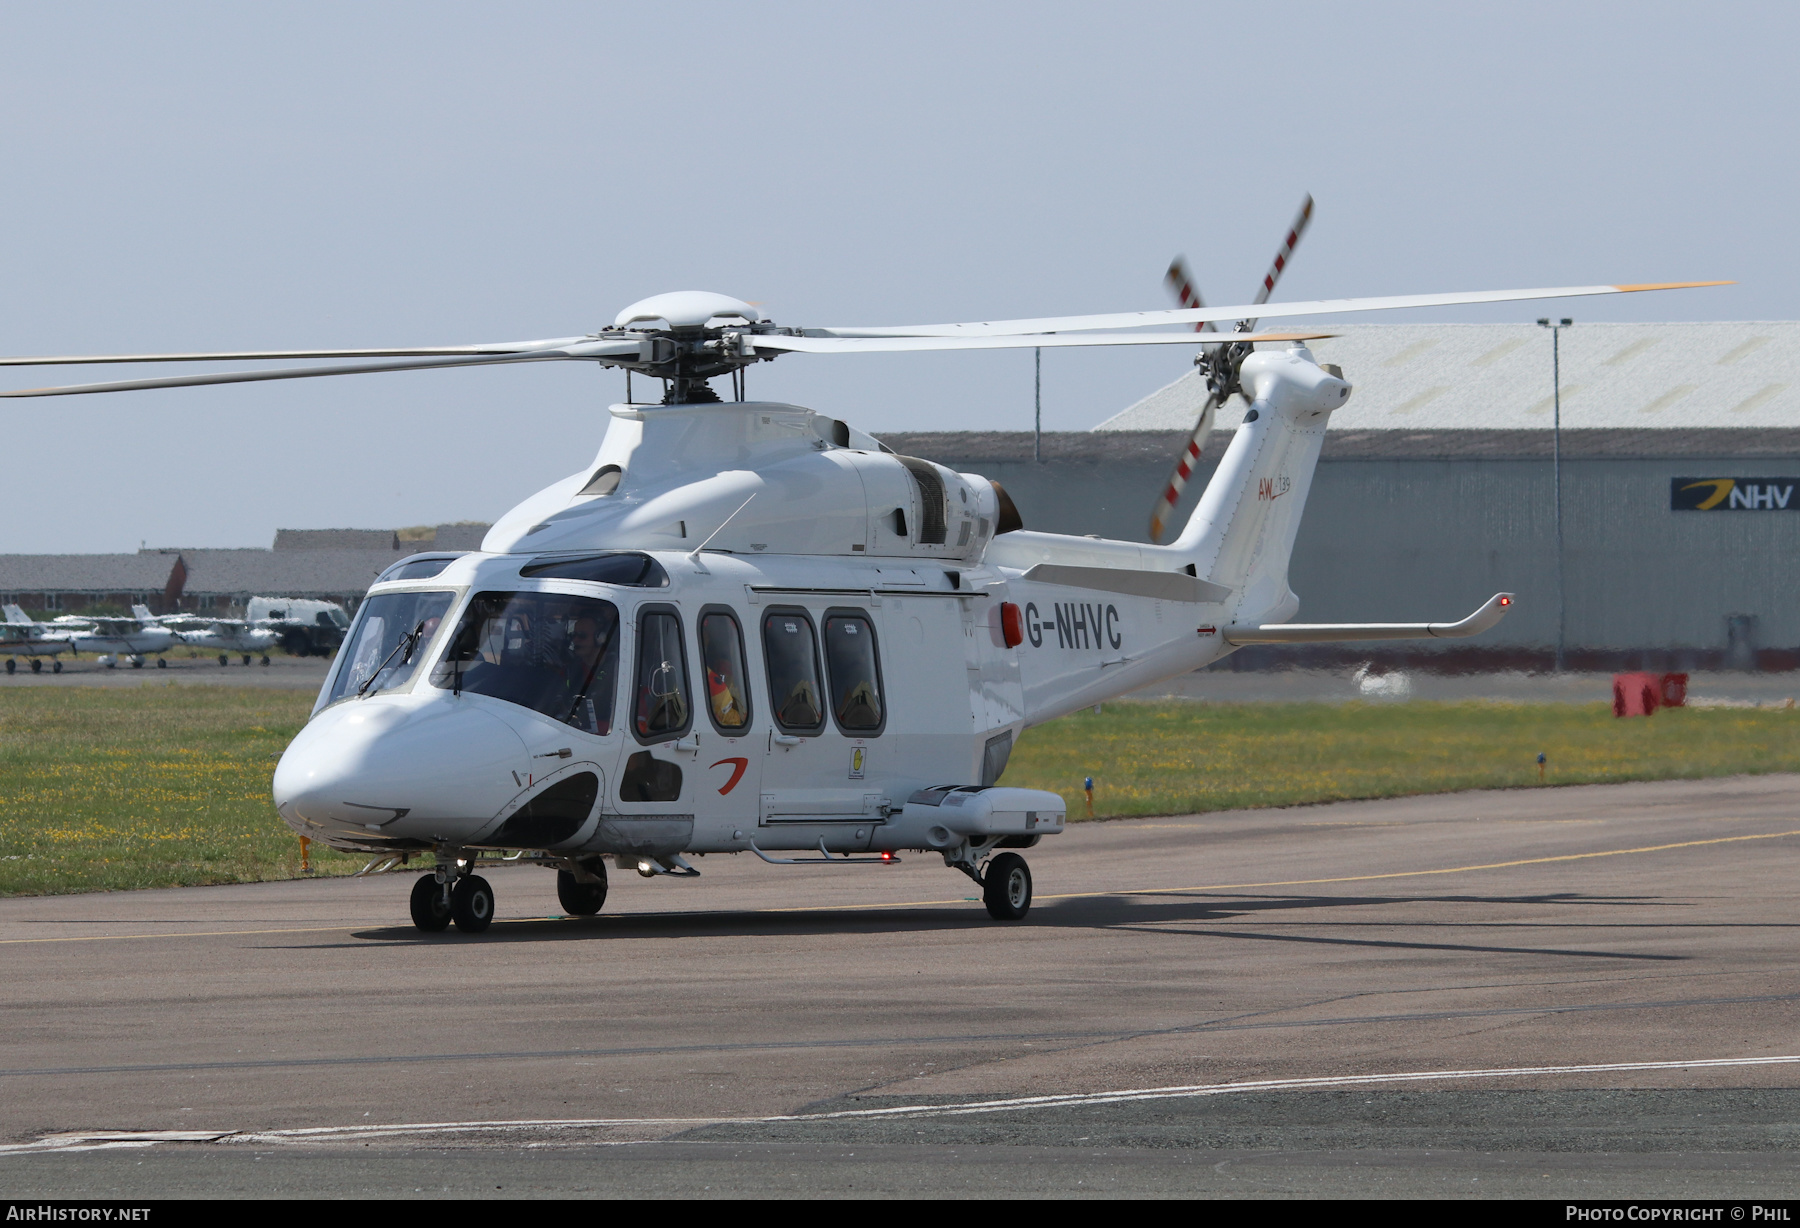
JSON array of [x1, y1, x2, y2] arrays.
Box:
[[1094, 322, 1800, 432]]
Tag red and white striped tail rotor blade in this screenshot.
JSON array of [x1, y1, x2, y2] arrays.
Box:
[[1251, 194, 1315, 311], [1164, 257, 1217, 333], [1147, 392, 1219, 544]]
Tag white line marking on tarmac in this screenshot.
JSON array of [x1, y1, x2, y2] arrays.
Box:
[[6, 1054, 1796, 1154]]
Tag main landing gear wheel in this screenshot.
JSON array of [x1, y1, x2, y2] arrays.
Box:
[[409, 874, 452, 932], [982, 852, 1033, 921], [30, 659, 41, 674], [557, 866, 608, 916], [260, 655, 270, 666], [157, 658, 167, 669], [218, 654, 229, 667], [451, 874, 495, 934], [4, 660, 13, 675], [51, 661, 61, 674]]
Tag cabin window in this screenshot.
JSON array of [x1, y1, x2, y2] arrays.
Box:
[[822, 611, 885, 734], [429, 591, 621, 736], [698, 608, 751, 733], [330, 590, 457, 704], [762, 609, 824, 732], [632, 607, 692, 742]]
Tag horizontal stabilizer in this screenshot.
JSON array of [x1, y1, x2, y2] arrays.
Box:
[[1224, 593, 1515, 644], [1022, 563, 1232, 604]]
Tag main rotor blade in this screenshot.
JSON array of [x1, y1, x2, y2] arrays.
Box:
[[0, 337, 596, 367], [0, 341, 639, 398], [749, 330, 1333, 355], [810, 281, 1731, 339]]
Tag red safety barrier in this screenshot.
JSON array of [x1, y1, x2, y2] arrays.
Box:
[[1660, 672, 1688, 708], [1614, 672, 1688, 717]]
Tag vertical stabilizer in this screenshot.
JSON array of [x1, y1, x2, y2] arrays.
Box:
[[2, 604, 31, 625], [1172, 348, 1352, 626]]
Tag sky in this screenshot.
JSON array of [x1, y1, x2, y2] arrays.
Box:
[[1, 0, 1795, 552]]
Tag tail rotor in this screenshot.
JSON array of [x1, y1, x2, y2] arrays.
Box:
[[1148, 195, 1315, 544]]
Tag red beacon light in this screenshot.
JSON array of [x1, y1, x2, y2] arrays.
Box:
[[1498, 596, 1513, 606], [999, 602, 1024, 648]]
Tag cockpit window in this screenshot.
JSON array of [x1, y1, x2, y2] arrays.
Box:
[[376, 555, 461, 584], [519, 552, 669, 587], [430, 591, 621, 736], [328, 590, 456, 704]]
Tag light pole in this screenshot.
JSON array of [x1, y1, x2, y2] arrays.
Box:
[[1034, 347, 1042, 463], [1537, 317, 1572, 672]]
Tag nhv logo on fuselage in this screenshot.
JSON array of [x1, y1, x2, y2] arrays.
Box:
[[1672, 478, 1800, 511]]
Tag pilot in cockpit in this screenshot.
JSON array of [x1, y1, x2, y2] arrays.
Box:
[[560, 615, 613, 735]]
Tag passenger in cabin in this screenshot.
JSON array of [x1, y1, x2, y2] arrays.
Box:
[[704, 637, 747, 729]]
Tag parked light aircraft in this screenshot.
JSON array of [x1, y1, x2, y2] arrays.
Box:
[[0, 256, 1724, 931], [1, 604, 74, 673], [134, 604, 280, 666], [59, 612, 178, 668]]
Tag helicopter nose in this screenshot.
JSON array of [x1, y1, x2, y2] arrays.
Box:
[[274, 698, 530, 836]]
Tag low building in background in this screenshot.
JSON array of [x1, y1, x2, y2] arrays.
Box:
[[0, 522, 491, 618]]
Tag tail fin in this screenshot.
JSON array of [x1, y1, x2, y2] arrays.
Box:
[[1173, 348, 1352, 625], [131, 603, 155, 622], [2, 604, 31, 625]]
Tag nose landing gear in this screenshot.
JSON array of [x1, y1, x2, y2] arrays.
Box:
[[408, 865, 496, 934], [450, 875, 495, 933], [408, 873, 452, 932]]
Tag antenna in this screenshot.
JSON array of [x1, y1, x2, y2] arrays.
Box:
[[687, 492, 758, 573]]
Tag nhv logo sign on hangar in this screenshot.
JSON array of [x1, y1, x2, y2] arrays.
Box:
[[1672, 478, 1800, 511]]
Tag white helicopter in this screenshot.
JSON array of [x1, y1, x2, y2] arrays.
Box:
[[0, 262, 1722, 931]]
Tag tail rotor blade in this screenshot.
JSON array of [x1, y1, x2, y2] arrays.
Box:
[[1246, 193, 1315, 328], [1148, 392, 1219, 544], [1164, 256, 1218, 334]]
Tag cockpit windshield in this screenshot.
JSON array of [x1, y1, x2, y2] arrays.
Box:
[[328, 590, 456, 704], [429, 591, 621, 737]]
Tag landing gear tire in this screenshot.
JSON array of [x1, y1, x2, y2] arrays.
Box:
[[130, 658, 143, 669], [982, 852, 1033, 921], [156, 658, 167, 669], [451, 874, 495, 934], [51, 661, 61, 674], [218, 654, 229, 667], [260, 655, 270, 666], [409, 874, 452, 933], [4, 659, 13, 675], [557, 866, 608, 916], [30, 659, 41, 674]]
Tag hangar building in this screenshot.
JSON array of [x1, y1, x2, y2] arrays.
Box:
[[882, 322, 1800, 671]]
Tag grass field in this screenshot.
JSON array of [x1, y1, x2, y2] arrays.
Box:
[[3, 687, 1799, 896], [1005, 700, 1800, 819]]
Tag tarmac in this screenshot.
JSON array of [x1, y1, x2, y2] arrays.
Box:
[[2, 773, 1799, 1198], [9, 652, 1800, 708]]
